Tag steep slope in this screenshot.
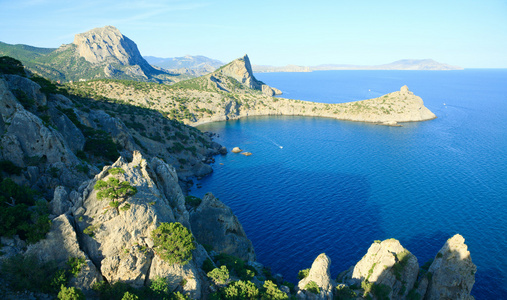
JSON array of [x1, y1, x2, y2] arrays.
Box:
[[0, 26, 185, 83]]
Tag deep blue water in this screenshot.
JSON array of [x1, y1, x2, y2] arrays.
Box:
[[190, 70, 507, 298]]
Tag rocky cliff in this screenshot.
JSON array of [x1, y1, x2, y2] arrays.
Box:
[[0, 58, 475, 299], [0, 26, 184, 83]]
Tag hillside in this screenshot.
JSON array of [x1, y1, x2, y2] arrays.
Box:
[[0, 26, 188, 83], [69, 55, 436, 127], [253, 59, 463, 72]]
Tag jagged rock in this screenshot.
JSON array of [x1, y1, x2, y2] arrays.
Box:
[[50, 186, 71, 216], [24, 214, 102, 293], [349, 239, 419, 299], [215, 54, 282, 96], [297, 253, 334, 300], [189, 193, 256, 262], [423, 234, 476, 300]]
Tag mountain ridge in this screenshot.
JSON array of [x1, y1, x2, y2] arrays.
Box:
[[253, 59, 463, 72]]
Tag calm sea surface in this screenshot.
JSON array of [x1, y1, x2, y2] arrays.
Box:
[[190, 70, 507, 298]]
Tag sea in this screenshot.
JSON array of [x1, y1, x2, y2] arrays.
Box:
[[190, 69, 507, 298]]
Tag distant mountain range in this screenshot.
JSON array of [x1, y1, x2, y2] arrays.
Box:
[[144, 55, 223, 76], [253, 59, 463, 72], [0, 26, 185, 83]]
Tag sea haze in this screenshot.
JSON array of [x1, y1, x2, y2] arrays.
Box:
[[190, 69, 507, 298]]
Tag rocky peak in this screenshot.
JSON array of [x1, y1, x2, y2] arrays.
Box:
[[73, 26, 154, 73], [215, 54, 282, 96]]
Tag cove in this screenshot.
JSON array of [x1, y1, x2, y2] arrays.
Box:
[[190, 70, 507, 298]]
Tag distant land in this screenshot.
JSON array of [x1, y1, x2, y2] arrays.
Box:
[[144, 55, 223, 76], [253, 59, 464, 72]]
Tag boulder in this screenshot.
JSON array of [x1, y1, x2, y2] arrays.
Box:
[[297, 253, 334, 300], [423, 234, 476, 300], [232, 147, 242, 153], [189, 193, 256, 262]]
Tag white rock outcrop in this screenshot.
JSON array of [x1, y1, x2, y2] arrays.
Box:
[[297, 253, 334, 300], [423, 234, 476, 300]]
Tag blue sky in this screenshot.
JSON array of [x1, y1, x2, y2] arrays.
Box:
[[0, 0, 506, 68]]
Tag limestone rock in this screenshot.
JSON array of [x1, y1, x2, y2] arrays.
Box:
[[189, 193, 256, 262], [349, 239, 419, 299], [232, 147, 242, 153], [216, 54, 282, 95], [73, 26, 153, 72], [50, 185, 71, 216], [101, 246, 154, 288], [424, 234, 476, 300], [24, 214, 102, 293], [297, 253, 334, 300], [148, 255, 204, 299]]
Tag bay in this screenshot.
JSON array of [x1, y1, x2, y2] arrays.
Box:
[[190, 70, 507, 298]]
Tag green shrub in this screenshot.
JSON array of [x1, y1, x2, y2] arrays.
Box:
[[392, 250, 411, 280], [222, 280, 259, 300], [58, 285, 85, 300], [95, 177, 137, 202], [0, 56, 25, 76], [207, 265, 229, 285], [108, 167, 125, 175], [371, 283, 391, 300], [151, 222, 195, 265], [84, 224, 98, 237], [172, 291, 190, 300], [67, 257, 86, 277], [335, 284, 356, 300], [0, 178, 50, 243], [0, 160, 22, 175], [214, 253, 256, 280], [298, 268, 310, 280], [121, 291, 139, 300], [305, 281, 320, 294], [202, 258, 215, 273], [184, 195, 201, 208], [262, 280, 288, 300], [0, 254, 60, 293]]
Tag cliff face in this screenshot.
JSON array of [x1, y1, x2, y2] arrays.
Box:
[[73, 26, 157, 79]]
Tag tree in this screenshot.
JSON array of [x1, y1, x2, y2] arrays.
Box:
[[94, 177, 136, 213], [151, 222, 196, 265]]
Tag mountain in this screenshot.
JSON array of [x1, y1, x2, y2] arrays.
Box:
[[253, 59, 463, 72], [172, 54, 282, 96], [0, 26, 185, 83], [144, 55, 224, 75]]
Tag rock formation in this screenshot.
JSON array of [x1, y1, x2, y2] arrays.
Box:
[[73, 26, 156, 78], [189, 193, 256, 262], [297, 253, 334, 299], [209, 54, 283, 96], [348, 239, 419, 299], [422, 234, 476, 300]]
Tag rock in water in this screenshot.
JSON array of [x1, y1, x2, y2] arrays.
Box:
[[424, 234, 476, 300], [297, 253, 334, 300], [232, 147, 242, 153]]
